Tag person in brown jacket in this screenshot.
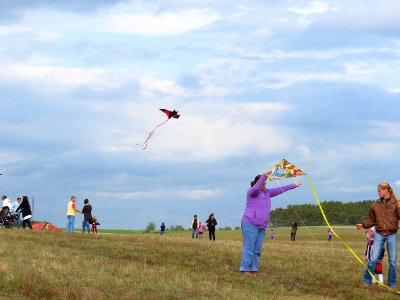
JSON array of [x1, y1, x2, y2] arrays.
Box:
[[356, 182, 400, 288]]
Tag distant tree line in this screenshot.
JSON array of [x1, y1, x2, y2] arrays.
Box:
[[269, 200, 374, 227]]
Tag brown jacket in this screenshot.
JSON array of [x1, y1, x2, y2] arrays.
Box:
[[362, 196, 400, 236]]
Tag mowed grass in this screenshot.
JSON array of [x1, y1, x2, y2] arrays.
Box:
[[0, 227, 399, 299]]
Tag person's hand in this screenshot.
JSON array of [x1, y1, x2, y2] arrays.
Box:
[[355, 224, 363, 230], [264, 171, 272, 177], [294, 182, 302, 187], [365, 256, 368, 262]]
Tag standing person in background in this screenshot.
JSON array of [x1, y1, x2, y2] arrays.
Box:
[[206, 213, 218, 241], [160, 222, 166, 235], [356, 182, 400, 288], [328, 228, 333, 242], [270, 228, 274, 240], [198, 221, 204, 239], [66, 196, 81, 233], [81, 199, 92, 234], [191, 215, 199, 239], [15, 196, 32, 230], [240, 171, 302, 275], [291, 221, 298, 241], [12, 197, 22, 229]]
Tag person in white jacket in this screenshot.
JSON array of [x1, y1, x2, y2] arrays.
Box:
[[1, 195, 13, 213], [191, 215, 200, 239]]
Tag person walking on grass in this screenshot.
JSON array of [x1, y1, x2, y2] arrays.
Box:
[[191, 215, 199, 239], [291, 221, 298, 241], [160, 222, 166, 235], [240, 170, 302, 275], [270, 228, 274, 240], [81, 199, 92, 234], [198, 221, 204, 239], [15, 196, 32, 230], [66, 196, 81, 233], [206, 213, 217, 241], [356, 182, 400, 288]]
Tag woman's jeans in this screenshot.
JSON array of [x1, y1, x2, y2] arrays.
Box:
[[363, 232, 397, 287], [240, 221, 266, 272], [66, 215, 75, 233], [82, 221, 91, 233]]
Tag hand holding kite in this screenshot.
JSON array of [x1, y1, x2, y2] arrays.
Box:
[[138, 109, 180, 150]]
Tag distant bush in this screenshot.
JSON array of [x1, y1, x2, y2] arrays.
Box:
[[219, 226, 232, 231], [145, 222, 156, 232], [170, 225, 185, 231]]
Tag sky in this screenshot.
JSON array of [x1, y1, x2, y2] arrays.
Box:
[[0, 0, 399, 229]]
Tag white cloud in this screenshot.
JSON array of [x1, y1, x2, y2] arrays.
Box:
[[318, 0, 400, 32], [396, 180, 400, 186], [334, 185, 375, 194], [1, 64, 135, 91], [95, 188, 218, 200], [0, 151, 26, 165], [367, 121, 400, 138], [138, 76, 187, 97], [288, 1, 339, 15], [19, 6, 220, 37], [0, 24, 59, 41], [104, 9, 221, 35], [177, 188, 218, 199]]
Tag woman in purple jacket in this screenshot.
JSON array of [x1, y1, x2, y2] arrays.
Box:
[[240, 171, 301, 274]]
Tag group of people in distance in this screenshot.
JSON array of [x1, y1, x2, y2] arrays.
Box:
[[190, 213, 218, 240], [241, 168, 400, 289], [1, 195, 32, 229], [66, 196, 99, 234]]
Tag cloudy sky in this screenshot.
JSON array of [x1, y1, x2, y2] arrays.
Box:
[[1, 0, 399, 229]]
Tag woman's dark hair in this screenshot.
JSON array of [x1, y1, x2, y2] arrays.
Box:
[[251, 175, 262, 187], [209, 213, 215, 219], [22, 195, 28, 202], [84, 199, 89, 204]]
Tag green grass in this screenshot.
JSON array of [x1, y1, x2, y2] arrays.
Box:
[[0, 227, 399, 299]]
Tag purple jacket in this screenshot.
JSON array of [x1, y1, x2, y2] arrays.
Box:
[[241, 174, 296, 229]]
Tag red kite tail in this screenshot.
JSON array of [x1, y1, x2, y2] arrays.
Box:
[[137, 118, 171, 149]]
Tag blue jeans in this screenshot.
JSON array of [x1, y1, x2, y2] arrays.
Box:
[[240, 221, 266, 272], [82, 221, 91, 234], [363, 232, 397, 287], [192, 228, 198, 239], [16, 214, 21, 229], [66, 215, 75, 233]]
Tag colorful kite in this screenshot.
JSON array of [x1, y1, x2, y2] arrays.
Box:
[[267, 158, 399, 294], [268, 159, 306, 180], [138, 109, 180, 149]]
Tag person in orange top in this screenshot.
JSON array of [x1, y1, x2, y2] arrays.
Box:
[[66, 196, 81, 233]]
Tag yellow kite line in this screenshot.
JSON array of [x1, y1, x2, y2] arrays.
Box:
[[268, 159, 400, 294]]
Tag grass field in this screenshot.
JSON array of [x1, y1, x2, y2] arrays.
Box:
[[0, 227, 399, 299]]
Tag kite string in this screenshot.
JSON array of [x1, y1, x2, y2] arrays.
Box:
[[273, 179, 341, 284], [138, 117, 171, 149]]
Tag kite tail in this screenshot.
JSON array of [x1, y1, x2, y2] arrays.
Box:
[[306, 175, 400, 294], [137, 118, 171, 149]]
